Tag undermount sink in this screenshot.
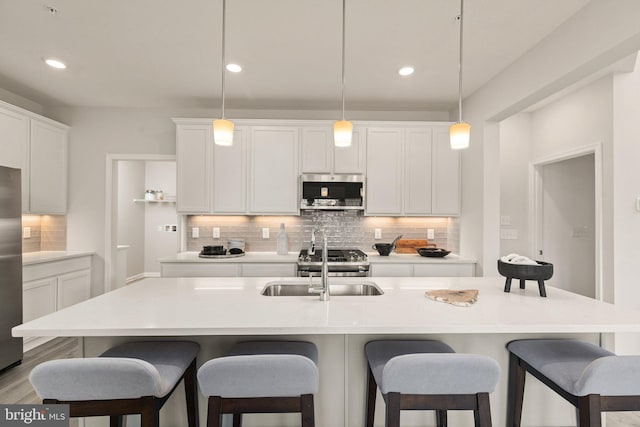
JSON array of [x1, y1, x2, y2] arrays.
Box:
[[261, 281, 384, 296]]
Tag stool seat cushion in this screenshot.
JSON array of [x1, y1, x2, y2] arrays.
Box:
[[508, 339, 640, 396], [30, 341, 199, 401], [229, 340, 319, 364]]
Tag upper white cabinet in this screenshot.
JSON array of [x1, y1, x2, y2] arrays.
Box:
[[365, 125, 460, 216], [365, 128, 403, 215], [301, 126, 365, 174], [0, 101, 68, 214], [176, 123, 211, 213], [213, 127, 247, 214], [249, 126, 299, 214], [29, 118, 67, 214]]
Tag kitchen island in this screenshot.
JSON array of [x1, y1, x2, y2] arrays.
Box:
[[14, 276, 640, 427]]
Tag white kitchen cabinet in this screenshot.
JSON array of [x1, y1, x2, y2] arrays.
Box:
[[29, 118, 67, 214], [301, 125, 366, 174], [432, 127, 461, 215], [370, 261, 475, 277], [370, 264, 413, 277], [22, 254, 92, 350], [241, 263, 296, 277], [365, 128, 403, 215], [249, 126, 299, 215], [213, 127, 247, 213], [161, 263, 240, 277], [404, 128, 433, 215], [176, 123, 212, 213], [0, 104, 29, 209], [0, 101, 69, 214]]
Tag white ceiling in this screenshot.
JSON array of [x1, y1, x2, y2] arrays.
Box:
[[0, 0, 590, 111]]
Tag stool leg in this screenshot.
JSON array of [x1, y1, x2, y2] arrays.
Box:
[[184, 359, 199, 427], [301, 394, 315, 427], [385, 392, 401, 427], [140, 397, 159, 427], [506, 353, 526, 427], [519, 279, 526, 289], [110, 416, 123, 427], [232, 414, 242, 427], [365, 364, 377, 427], [577, 395, 601, 427], [207, 397, 222, 427], [473, 393, 492, 427], [436, 410, 447, 427]]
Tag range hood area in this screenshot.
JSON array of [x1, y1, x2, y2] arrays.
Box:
[[300, 174, 364, 210]]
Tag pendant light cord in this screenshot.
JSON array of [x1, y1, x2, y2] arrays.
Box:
[[341, 0, 346, 121], [457, 0, 464, 123], [221, 0, 227, 119]]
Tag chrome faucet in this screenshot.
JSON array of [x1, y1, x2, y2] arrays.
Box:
[[308, 227, 330, 301]]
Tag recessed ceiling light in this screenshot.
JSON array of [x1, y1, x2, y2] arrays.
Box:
[[398, 66, 414, 76], [44, 58, 66, 69], [226, 63, 242, 73]]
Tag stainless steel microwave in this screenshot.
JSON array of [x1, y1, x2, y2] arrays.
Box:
[[300, 174, 364, 210]]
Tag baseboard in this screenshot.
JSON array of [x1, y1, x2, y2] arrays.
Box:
[[126, 272, 160, 284], [23, 336, 55, 353]]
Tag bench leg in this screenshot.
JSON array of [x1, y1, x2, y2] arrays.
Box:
[[577, 395, 601, 427], [301, 394, 315, 427], [385, 392, 400, 427], [506, 353, 526, 427], [365, 365, 377, 427], [207, 397, 222, 427], [232, 414, 242, 427], [474, 392, 492, 427], [436, 409, 447, 427]]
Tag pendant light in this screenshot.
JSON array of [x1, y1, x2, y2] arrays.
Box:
[[334, 0, 352, 147], [449, 0, 470, 150], [213, 0, 233, 146]]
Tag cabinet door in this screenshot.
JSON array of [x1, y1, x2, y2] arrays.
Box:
[[370, 264, 413, 277], [30, 118, 68, 214], [23, 278, 57, 322], [241, 263, 296, 277], [301, 127, 332, 173], [176, 124, 212, 213], [432, 127, 461, 215], [214, 127, 247, 213], [404, 128, 433, 215], [365, 128, 403, 215], [0, 106, 30, 211], [334, 127, 366, 174], [249, 127, 299, 214], [160, 263, 240, 277], [414, 263, 475, 277], [57, 269, 91, 310]]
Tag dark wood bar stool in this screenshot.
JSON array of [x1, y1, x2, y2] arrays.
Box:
[[365, 340, 500, 427], [197, 340, 319, 427], [29, 340, 200, 427], [507, 339, 640, 427]]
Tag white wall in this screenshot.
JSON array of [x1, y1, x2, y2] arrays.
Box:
[[143, 161, 177, 273], [116, 161, 145, 277], [499, 113, 532, 256]]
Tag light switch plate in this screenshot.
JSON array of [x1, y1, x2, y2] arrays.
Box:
[[23, 227, 31, 239], [374, 228, 382, 239], [262, 228, 270, 239], [427, 229, 435, 240], [213, 227, 220, 238], [191, 227, 199, 238]]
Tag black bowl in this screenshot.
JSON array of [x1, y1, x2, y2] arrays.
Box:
[[416, 247, 450, 257], [497, 259, 553, 280], [202, 245, 226, 255], [228, 248, 244, 255], [372, 243, 393, 256]]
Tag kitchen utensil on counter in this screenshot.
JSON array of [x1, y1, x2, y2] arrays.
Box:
[[396, 239, 436, 254], [416, 247, 451, 257], [372, 243, 393, 256], [390, 235, 403, 250], [202, 245, 226, 256], [229, 248, 244, 255]]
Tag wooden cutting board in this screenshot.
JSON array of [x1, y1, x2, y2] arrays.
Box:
[[395, 239, 434, 253]]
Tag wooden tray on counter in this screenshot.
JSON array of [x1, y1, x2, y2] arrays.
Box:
[[395, 239, 436, 254]]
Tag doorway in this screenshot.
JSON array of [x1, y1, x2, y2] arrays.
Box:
[[104, 154, 177, 293], [531, 144, 602, 299]]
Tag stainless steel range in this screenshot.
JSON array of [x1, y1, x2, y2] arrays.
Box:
[[297, 248, 369, 277]]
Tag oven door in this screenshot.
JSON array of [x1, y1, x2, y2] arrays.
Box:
[[297, 265, 369, 277]]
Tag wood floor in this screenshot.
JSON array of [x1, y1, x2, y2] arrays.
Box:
[[2, 337, 640, 426]]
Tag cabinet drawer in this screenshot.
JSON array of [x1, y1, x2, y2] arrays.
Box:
[[161, 263, 240, 277], [24, 256, 92, 282], [241, 263, 296, 277], [413, 264, 475, 277], [370, 264, 413, 277]]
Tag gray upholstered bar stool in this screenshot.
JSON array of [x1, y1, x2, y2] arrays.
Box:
[[365, 340, 500, 427], [29, 341, 200, 427], [197, 340, 319, 427], [507, 339, 640, 427]]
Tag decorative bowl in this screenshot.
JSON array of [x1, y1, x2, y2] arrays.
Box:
[[497, 259, 553, 280], [416, 247, 450, 257]]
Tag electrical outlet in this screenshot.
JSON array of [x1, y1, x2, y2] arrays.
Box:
[[374, 228, 382, 239], [191, 227, 199, 238], [213, 227, 220, 238], [500, 229, 518, 240], [23, 227, 31, 239], [427, 228, 435, 240], [262, 228, 270, 239], [500, 215, 511, 226]]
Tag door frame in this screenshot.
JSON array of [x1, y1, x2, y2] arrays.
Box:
[[104, 153, 176, 293], [529, 142, 603, 300]]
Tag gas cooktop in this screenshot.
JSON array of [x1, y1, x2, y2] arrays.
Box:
[[297, 248, 368, 265]]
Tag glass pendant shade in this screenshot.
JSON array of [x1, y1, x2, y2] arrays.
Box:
[[449, 121, 470, 150], [213, 119, 234, 146], [334, 120, 353, 147]]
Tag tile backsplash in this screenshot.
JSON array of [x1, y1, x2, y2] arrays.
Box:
[[187, 211, 459, 253], [22, 215, 66, 253]]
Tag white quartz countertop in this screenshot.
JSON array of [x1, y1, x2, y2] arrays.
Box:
[[13, 276, 640, 337], [23, 251, 95, 266], [159, 251, 475, 264]]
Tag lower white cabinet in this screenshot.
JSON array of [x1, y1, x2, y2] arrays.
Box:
[[160, 262, 296, 278], [370, 262, 475, 277], [23, 255, 92, 350]]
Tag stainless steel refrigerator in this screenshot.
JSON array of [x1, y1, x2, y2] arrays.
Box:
[[0, 165, 23, 372]]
